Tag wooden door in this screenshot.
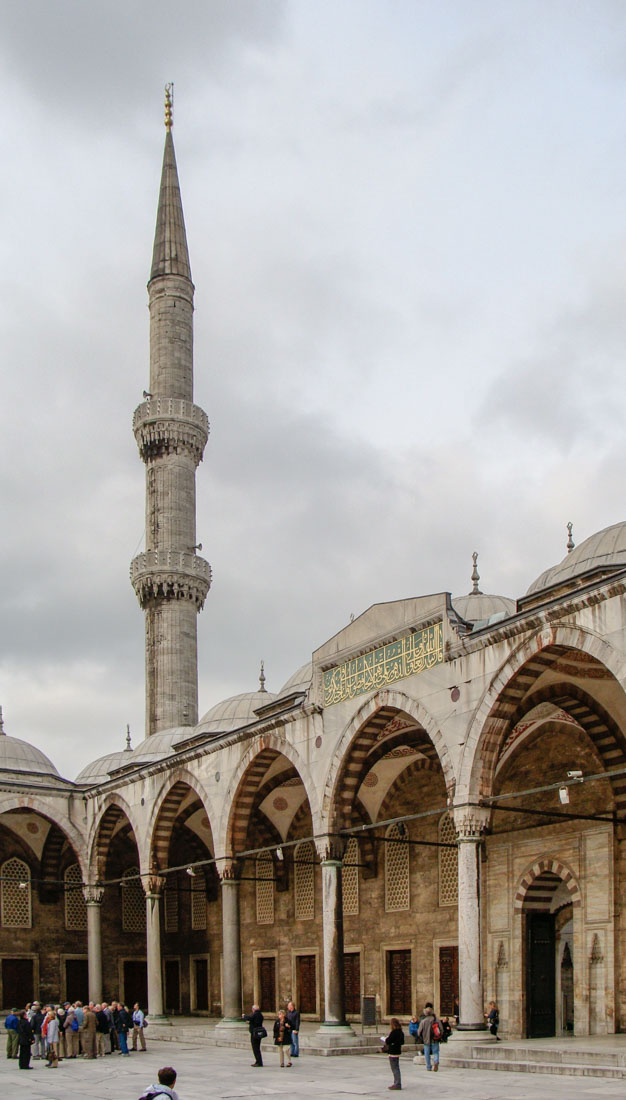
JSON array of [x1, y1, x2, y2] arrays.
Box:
[[2, 958, 33, 1009], [438, 946, 458, 1016], [65, 958, 88, 1003], [123, 960, 147, 1010], [387, 949, 411, 1015], [344, 953, 361, 1015], [297, 955, 317, 1014], [193, 958, 209, 1012], [526, 913, 555, 1037], [258, 956, 276, 1013], [164, 959, 180, 1014]]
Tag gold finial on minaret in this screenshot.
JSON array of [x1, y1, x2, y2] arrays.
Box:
[[164, 83, 174, 131]]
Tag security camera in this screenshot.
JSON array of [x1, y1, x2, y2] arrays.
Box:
[[567, 770, 583, 781]]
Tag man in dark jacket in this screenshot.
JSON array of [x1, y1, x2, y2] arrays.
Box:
[[31, 1004, 45, 1059], [116, 1003, 132, 1055], [286, 1001, 300, 1059], [243, 1003, 264, 1067], [17, 1011, 34, 1070]]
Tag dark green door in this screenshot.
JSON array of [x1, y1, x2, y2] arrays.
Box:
[[526, 912, 555, 1037]]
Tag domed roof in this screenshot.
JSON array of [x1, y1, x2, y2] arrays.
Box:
[[526, 522, 626, 597], [452, 553, 515, 626], [75, 749, 133, 783], [198, 690, 277, 734], [277, 661, 312, 698], [128, 727, 191, 765], [0, 734, 59, 777]]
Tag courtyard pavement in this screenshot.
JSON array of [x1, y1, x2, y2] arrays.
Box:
[[2, 1041, 626, 1100]]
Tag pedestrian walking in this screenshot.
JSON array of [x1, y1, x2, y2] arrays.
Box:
[[17, 1010, 34, 1070], [417, 1003, 441, 1072], [286, 1001, 300, 1059], [243, 1003, 265, 1067], [382, 1016, 404, 1090], [273, 1008, 293, 1067]]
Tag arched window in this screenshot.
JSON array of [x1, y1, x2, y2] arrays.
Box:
[[385, 823, 409, 912], [438, 813, 458, 906], [121, 867, 146, 933], [1, 857, 31, 928], [65, 862, 87, 930], [164, 881, 179, 933], [256, 851, 274, 925], [342, 837, 359, 916], [294, 840, 315, 920], [191, 873, 207, 930]]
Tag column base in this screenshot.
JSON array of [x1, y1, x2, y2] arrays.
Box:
[[448, 1026, 492, 1048], [143, 1016, 171, 1036], [214, 1018, 249, 1038], [314, 1022, 358, 1046]]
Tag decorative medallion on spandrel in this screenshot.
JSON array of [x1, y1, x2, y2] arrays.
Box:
[[322, 621, 443, 707]]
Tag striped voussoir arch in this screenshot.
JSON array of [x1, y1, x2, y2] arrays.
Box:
[[95, 803, 133, 878], [515, 858, 581, 911], [476, 645, 571, 798], [508, 682, 626, 816], [228, 747, 285, 855], [377, 757, 445, 822], [151, 780, 198, 869], [39, 825, 69, 892]]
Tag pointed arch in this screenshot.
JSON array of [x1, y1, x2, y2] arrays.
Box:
[[89, 793, 142, 879], [0, 795, 87, 878], [514, 857, 582, 912]]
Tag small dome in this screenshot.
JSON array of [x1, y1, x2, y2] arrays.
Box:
[[75, 749, 133, 783], [277, 662, 312, 698], [452, 592, 516, 624], [198, 691, 277, 734], [128, 727, 191, 765], [0, 735, 59, 777], [527, 522, 626, 597]]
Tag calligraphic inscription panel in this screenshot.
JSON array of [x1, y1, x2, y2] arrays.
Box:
[[322, 621, 443, 707]]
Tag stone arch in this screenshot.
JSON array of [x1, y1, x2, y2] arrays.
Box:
[[458, 624, 626, 803], [514, 857, 582, 913], [147, 769, 217, 872], [89, 793, 143, 879], [377, 757, 443, 822], [0, 795, 88, 878], [216, 733, 320, 860], [322, 690, 456, 835]]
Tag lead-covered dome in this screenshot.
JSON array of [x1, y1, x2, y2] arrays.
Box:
[[452, 592, 516, 624], [527, 522, 626, 598], [277, 661, 312, 698], [75, 748, 133, 784], [0, 734, 59, 777], [198, 690, 277, 735]]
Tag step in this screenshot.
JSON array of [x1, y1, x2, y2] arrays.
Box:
[[446, 1055, 626, 1080], [468, 1045, 626, 1068]]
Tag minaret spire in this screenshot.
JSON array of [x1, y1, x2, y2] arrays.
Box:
[[130, 87, 211, 737]]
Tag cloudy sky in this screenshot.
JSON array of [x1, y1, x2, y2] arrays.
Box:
[[1, 0, 626, 779]]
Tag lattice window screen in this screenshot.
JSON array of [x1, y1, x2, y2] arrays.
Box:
[[385, 824, 410, 912], [1, 858, 31, 928], [256, 851, 274, 925], [342, 837, 359, 916], [439, 813, 458, 906], [295, 841, 315, 920], [65, 862, 87, 930], [191, 874, 207, 930], [122, 867, 146, 933], [164, 883, 179, 932]]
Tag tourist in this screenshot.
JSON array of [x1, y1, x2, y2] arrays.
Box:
[[140, 1065, 179, 1100], [31, 1002, 45, 1059], [17, 1010, 34, 1070], [116, 1001, 132, 1054], [132, 1002, 147, 1051], [243, 1003, 265, 1067], [63, 1004, 79, 1057], [485, 1000, 500, 1040], [286, 1000, 300, 1059], [95, 1003, 109, 1055], [4, 1007, 19, 1059], [44, 1008, 59, 1068], [417, 1003, 441, 1072], [81, 1001, 97, 1057], [272, 1008, 293, 1067], [382, 1016, 404, 1090]]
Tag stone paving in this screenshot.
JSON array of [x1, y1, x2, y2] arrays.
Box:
[[3, 1040, 626, 1100]]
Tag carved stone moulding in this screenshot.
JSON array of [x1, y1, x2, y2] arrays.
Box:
[[134, 418, 209, 465]]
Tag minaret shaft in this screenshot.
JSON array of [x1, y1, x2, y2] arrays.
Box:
[[131, 114, 211, 738]]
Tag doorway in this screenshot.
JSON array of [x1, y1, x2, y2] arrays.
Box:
[[65, 958, 88, 1003], [123, 960, 147, 1010], [438, 946, 458, 1016], [296, 955, 317, 1014], [2, 958, 33, 1009], [526, 912, 555, 1037], [164, 959, 180, 1014], [344, 952, 361, 1015], [258, 956, 276, 1013], [387, 949, 411, 1015]]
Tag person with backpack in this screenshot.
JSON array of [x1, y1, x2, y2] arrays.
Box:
[[417, 1003, 441, 1072], [140, 1064, 179, 1100], [63, 1005, 79, 1057]]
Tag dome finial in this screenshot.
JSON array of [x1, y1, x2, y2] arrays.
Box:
[[125, 724, 132, 752], [566, 521, 575, 554], [164, 83, 173, 131], [0, 706, 4, 736], [470, 551, 482, 595], [259, 660, 267, 693]]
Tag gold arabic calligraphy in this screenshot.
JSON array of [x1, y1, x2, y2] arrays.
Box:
[[322, 622, 443, 707]]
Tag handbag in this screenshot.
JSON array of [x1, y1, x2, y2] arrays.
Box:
[[255, 1026, 268, 1039]]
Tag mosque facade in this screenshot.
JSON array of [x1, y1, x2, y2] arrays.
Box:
[[1, 96, 626, 1042]]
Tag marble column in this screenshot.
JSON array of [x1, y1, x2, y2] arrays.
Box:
[[83, 885, 104, 1004], [146, 874, 166, 1018], [454, 807, 490, 1032], [316, 839, 355, 1041], [217, 869, 246, 1030]]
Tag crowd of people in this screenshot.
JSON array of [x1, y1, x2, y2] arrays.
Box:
[[4, 998, 148, 1069]]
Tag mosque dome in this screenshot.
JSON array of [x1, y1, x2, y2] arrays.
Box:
[[526, 522, 626, 598], [452, 553, 515, 626], [198, 690, 277, 734], [277, 661, 312, 698], [0, 731, 59, 777], [75, 749, 133, 783], [128, 727, 191, 765]]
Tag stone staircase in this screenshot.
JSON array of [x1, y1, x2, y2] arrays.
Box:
[[151, 1019, 382, 1057], [445, 1041, 626, 1079]]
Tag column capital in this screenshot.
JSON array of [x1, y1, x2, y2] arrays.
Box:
[[219, 860, 241, 883], [82, 884, 104, 905], [453, 804, 491, 840], [146, 872, 166, 896], [315, 834, 347, 863]]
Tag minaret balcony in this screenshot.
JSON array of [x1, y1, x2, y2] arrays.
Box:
[[133, 398, 209, 464], [130, 549, 211, 610]]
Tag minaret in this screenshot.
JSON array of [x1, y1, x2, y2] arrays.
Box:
[[130, 85, 211, 736]]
